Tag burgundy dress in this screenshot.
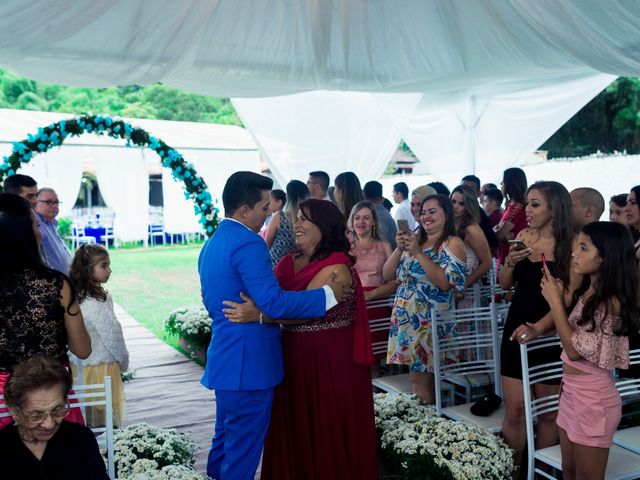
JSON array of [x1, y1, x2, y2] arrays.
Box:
[[261, 252, 378, 480]]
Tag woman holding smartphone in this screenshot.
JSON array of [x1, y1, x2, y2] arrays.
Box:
[[384, 195, 467, 403], [498, 181, 575, 478]]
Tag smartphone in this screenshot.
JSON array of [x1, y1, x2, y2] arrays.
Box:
[[541, 252, 557, 276], [507, 239, 527, 251], [397, 219, 410, 233]]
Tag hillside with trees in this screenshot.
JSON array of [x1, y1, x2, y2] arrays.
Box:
[[0, 69, 638, 158]]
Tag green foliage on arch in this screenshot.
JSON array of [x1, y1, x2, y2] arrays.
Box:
[[0, 114, 219, 235]]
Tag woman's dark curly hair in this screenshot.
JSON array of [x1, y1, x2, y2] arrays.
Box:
[[69, 244, 109, 302], [297, 199, 353, 263], [572, 221, 640, 336]]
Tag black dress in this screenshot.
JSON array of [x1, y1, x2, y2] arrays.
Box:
[[500, 258, 561, 381], [0, 420, 109, 479]]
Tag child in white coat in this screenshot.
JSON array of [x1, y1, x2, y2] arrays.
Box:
[[70, 244, 129, 427]]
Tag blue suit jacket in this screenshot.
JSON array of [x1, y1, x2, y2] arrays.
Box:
[[198, 219, 325, 391]]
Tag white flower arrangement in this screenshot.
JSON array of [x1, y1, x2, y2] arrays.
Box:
[[165, 306, 211, 346], [126, 464, 208, 480], [374, 393, 514, 480], [114, 423, 198, 479]]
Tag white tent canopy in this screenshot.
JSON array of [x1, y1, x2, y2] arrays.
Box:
[[1, 1, 639, 185], [0, 109, 260, 241]]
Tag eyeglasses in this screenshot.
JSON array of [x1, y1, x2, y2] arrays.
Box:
[[18, 406, 70, 424], [38, 200, 62, 206]]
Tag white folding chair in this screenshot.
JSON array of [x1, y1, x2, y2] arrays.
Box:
[[101, 226, 117, 249], [0, 376, 114, 479], [433, 304, 505, 432], [520, 338, 640, 480], [366, 295, 394, 360], [69, 376, 115, 479], [69, 225, 97, 250], [148, 224, 166, 246], [613, 347, 640, 454]]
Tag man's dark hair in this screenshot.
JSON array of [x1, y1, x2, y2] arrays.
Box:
[[308, 171, 330, 192], [270, 189, 287, 205], [427, 181, 450, 196], [3, 174, 37, 195], [363, 181, 383, 200], [484, 188, 503, 206], [393, 182, 409, 199], [461, 175, 481, 192], [222, 172, 273, 215]]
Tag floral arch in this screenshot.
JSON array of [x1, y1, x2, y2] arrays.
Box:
[[0, 114, 219, 235]]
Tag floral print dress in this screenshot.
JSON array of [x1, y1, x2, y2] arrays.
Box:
[[387, 239, 467, 372]]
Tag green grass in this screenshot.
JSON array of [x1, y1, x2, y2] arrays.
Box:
[[106, 244, 203, 351]]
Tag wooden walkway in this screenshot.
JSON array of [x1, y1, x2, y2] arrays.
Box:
[[117, 304, 214, 473]]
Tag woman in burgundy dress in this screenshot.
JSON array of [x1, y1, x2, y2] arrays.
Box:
[[224, 199, 378, 480]]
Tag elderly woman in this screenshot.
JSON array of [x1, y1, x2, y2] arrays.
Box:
[[223, 199, 377, 480], [0, 356, 108, 479], [0, 193, 91, 428]]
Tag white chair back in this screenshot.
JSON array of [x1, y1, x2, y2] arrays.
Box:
[[433, 304, 500, 411], [365, 295, 394, 359]]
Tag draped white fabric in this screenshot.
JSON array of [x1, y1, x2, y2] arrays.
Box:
[[187, 150, 262, 217], [161, 168, 201, 235], [376, 73, 616, 178], [93, 148, 149, 242], [0, 143, 84, 217], [232, 92, 406, 187], [1, 1, 639, 96]]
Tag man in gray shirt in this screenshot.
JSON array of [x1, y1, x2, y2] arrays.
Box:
[[363, 181, 397, 249]]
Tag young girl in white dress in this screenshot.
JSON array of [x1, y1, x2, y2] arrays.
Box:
[[70, 244, 129, 427]]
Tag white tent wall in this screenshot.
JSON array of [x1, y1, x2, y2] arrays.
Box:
[[161, 168, 201, 236], [188, 150, 262, 218], [0, 143, 85, 218], [93, 148, 149, 242], [380, 155, 640, 222], [232, 91, 406, 187]]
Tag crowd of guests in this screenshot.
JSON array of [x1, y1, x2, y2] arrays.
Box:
[[2, 166, 640, 479], [222, 169, 640, 480], [0, 175, 129, 478]]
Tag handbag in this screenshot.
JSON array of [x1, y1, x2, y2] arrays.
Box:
[[469, 373, 502, 417]]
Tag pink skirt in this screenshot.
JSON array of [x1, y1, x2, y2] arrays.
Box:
[[556, 371, 621, 448]]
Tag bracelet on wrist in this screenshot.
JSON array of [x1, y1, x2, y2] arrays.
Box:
[[505, 257, 515, 268], [259, 311, 264, 324]]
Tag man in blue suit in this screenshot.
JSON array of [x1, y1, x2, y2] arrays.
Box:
[[199, 171, 346, 480]]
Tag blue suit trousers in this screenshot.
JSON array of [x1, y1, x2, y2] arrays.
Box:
[[207, 388, 274, 480]]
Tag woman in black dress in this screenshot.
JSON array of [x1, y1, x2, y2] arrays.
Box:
[[498, 181, 575, 477]]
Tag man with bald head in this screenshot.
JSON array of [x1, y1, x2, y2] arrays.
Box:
[[571, 187, 605, 231]]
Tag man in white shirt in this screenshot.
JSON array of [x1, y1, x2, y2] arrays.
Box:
[[392, 182, 415, 231], [306, 171, 331, 201]]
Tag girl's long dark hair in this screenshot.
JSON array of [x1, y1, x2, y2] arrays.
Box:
[[69, 244, 109, 302], [417, 195, 457, 252], [297, 199, 353, 264], [572, 222, 640, 336], [630, 185, 640, 242], [502, 167, 527, 204], [334, 172, 363, 221], [527, 181, 574, 287]]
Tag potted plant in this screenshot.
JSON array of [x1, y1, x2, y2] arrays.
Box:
[[113, 423, 199, 479], [164, 306, 211, 364], [374, 393, 514, 480]]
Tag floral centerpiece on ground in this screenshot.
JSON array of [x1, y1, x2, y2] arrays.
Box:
[[374, 393, 514, 480], [113, 423, 198, 479], [164, 306, 211, 363], [124, 464, 208, 480]]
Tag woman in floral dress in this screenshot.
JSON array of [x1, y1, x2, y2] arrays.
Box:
[[383, 194, 467, 404]]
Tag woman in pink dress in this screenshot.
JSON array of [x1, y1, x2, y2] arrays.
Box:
[[348, 200, 397, 373], [541, 221, 639, 479], [224, 199, 378, 480]]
